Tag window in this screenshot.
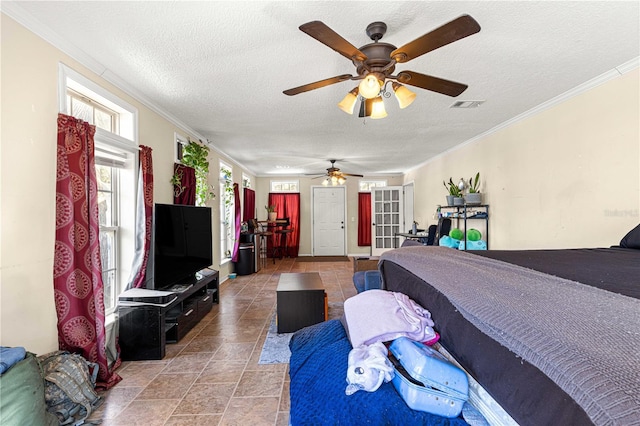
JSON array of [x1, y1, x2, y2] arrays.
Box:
[[59, 64, 138, 316], [271, 180, 299, 192], [242, 173, 252, 189], [67, 89, 119, 133], [359, 180, 387, 191], [96, 164, 118, 312], [175, 133, 188, 163], [219, 162, 234, 261]]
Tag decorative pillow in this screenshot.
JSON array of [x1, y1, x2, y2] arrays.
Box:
[[619, 223, 640, 249]]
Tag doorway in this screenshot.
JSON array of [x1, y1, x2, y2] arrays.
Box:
[[371, 186, 404, 256], [312, 186, 346, 256]]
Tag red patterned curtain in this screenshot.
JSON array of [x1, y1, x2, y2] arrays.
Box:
[[243, 188, 256, 222], [173, 163, 196, 205], [54, 113, 121, 389], [128, 146, 153, 289], [231, 183, 242, 262], [268, 193, 301, 257], [358, 192, 372, 246]]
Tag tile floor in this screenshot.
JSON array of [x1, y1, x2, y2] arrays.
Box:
[[90, 257, 357, 425]]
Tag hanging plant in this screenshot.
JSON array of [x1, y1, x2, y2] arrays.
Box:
[[180, 139, 215, 206], [170, 169, 186, 197], [221, 167, 234, 208]]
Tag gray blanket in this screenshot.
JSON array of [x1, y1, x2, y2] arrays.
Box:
[[381, 246, 640, 426]]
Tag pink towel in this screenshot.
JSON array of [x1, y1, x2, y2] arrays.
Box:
[[343, 289, 436, 347]]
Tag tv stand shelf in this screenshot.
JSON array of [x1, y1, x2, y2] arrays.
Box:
[[118, 268, 219, 360]]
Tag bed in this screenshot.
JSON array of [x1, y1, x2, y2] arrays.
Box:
[[289, 225, 640, 426]]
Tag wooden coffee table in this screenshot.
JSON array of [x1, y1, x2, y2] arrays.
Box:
[[276, 272, 326, 333]]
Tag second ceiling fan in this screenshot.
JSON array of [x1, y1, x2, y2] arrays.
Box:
[[308, 160, 363, 186], [283, 15, 481, 118]]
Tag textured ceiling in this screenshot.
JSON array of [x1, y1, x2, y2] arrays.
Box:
[[5, 1, 640, 177]]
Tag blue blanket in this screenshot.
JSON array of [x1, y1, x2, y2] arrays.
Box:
[[289, 320, 469, 426]]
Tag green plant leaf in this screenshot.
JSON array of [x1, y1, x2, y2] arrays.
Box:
[[181, 140, 215, 205]]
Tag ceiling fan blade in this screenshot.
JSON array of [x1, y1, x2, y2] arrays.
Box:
[[396, 71, 468, 97], [299, 21, 368, 61], [343, 173, 364, 177], [391, 15, 481, 63], [283, 74, 353, 96]]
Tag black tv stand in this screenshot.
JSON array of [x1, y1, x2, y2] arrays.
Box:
[[118, 268, 219, 360]]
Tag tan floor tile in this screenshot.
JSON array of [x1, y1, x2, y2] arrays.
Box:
[[163, 352, 214, 373], [196, 360, 247, 384], [165, 414, 223, 425], [173, 383, 236, 415], [135, 372, 198, 400], [276, 411, 290, 426], [181, 335, 225, 353], [279, 381, 290, 412], [116, 362, 167, 387], [220, 397, 280, 426], [234, 370, 284, 397], [165, 343, 187, 359], [108, 399, 180, 426], [89, 386, 143, 420], [214, 342, 256, 361]]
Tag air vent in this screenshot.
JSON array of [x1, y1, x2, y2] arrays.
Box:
[[450, 100, 485, 109]]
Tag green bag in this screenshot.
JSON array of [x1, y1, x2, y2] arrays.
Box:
[[0, 352, 58, 426]]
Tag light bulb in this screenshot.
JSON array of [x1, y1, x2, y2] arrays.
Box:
[[370, 97, 387, 119], [331, 176, 338, 184], [358, 74, 382, 99], [338, 87, 359, 114], [338, 177, 346, 185], [392, 82, 416, 109]]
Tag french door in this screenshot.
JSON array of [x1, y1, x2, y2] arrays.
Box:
[[371, 186, 403, 256]]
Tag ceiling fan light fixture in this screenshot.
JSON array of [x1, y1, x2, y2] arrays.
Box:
[[358, 74, 382, 99], [322, 178, 329, 186], [392, 82, 417, 109], [370, 96, 388, 119], [338, 177, 346, 185], [337, 87, 359, 114], [359, 98, 373, 118]]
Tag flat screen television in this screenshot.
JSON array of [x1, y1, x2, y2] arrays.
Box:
[[145, 203, 213, 290]]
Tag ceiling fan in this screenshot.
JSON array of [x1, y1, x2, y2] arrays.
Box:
[[283, 16, 481, 117], [308, 160, 363, 186]]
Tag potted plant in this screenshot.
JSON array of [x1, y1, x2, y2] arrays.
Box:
[[443, 178, 463, 206], [464, 172, 482, 205], [265, 205, 277, 222]]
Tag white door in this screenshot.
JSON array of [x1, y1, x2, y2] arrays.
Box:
[[401, 182, 415, 246], [371, 186, 403, 256], [312, 186, 346, 256]]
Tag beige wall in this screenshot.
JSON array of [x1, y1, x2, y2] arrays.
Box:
[[405, 68, 640, 249], [0, 14, 253, 353]]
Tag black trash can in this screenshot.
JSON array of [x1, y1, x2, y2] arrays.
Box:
[[234, 243, 255, 276]]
